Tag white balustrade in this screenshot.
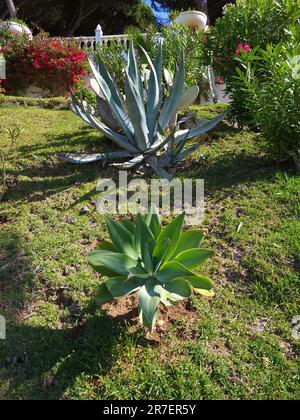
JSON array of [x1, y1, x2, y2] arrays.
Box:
[[63, 25, 148, 51]]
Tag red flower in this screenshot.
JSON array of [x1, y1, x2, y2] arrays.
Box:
[[235, 43, 252, 56], [215, 76, 225, 85], [50, 41, 62, 50], [235, 43, 244, 55], [33, 59, 42, 69], [71, 52, 86, 62], [2, 33, 87, 95]]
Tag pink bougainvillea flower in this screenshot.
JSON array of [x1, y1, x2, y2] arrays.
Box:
[[2, 34, 87, 95], [50, 41, 62, 50]]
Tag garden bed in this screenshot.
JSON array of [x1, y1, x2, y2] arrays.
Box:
[[0, 105, 299, 400]]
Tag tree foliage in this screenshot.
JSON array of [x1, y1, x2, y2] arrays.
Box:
[[150, 0, 235, 24], [0, 0, 156, 36]]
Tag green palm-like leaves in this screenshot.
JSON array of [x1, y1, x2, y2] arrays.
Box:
[[67, 43, 224, 178], [88, 211, 214, 330]]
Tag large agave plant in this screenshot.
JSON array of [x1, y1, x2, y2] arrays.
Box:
[[88, 210, 214, 330], [63, 43, 224, 179]]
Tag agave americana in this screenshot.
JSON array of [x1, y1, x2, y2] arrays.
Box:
[[63, 43, 224, 179]]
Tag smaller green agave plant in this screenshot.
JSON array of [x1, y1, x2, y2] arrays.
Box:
[[88, 210, 214, 330], [63, 43, 224, 179]]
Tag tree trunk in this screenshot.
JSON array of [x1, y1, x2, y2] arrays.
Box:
[[195, 0, 209, 24], [195, 0, 208, 14], [5, 0, 17, 18], [66, 1, 102, 36]]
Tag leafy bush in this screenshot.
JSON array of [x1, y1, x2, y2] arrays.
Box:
[[93, 42, 128, 94], [6, 18, 30, 28], [202, 0, 299, 124], [235, 40, 300, 168], [0, 33, 87, 97], [88, 211, 214, 330]]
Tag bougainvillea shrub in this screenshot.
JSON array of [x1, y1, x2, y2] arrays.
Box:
[[0, 33, 87, 97]]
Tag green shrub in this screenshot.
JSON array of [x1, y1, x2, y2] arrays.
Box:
[[88, 211, 214, 330], [235, 38, 300, 167], [6, 18, 30, 28], [93, 42, 128, 94], [202, 0, 299, 124]]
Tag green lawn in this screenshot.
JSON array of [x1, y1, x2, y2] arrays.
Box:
[[0, 104, 299, 400]]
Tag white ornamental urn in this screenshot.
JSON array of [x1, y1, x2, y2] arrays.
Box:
[[175, 11, 208, 31], [6, 21, 32, 39]]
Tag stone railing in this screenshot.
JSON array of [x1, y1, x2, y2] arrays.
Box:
[[64, 25, 147, 51], [64, 36, 97, 50]]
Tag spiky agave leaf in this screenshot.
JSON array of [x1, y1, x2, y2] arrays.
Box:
[[124, 69, 149, 151], [177, 85, 200, 110], [89, 53, 135, 142], [173, 113, 225, 144], [71, 93, 139, 154], [128, 42, 144, 103], [88, 212, 214, 330], [139, 45, 161, 143], [59, 151, 133, 164], [159, 52, 185, 131], [168, 113, 226, 164]]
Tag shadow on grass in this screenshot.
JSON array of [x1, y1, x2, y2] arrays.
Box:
[[0, 234, 139, 400], [0, 314, 124, 400], [16, 127, 110, 157], [0, 231, 31, 315], [5, 161, 101, 204], [4, 128, 128, 204], [176, 149, 288, 191], [5, 115, 284, 205], [5, 147, 290, 209]]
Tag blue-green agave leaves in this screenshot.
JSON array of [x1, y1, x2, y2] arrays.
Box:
[[124, 70, 149, 151], [88, 212, 214, 330], [88, 54, 135, 142], [159, 52, 185, 131], [140, 45, 161, 142], [66, 43, 224, 179]]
